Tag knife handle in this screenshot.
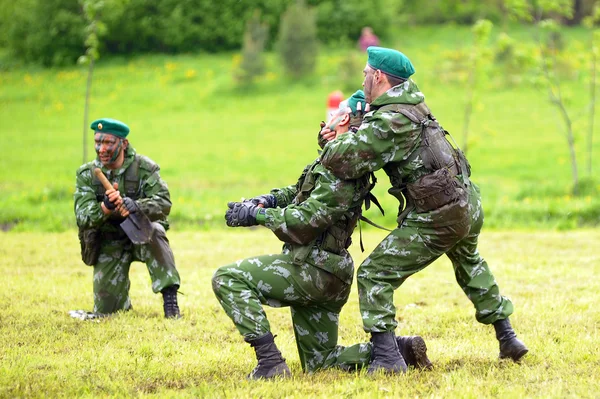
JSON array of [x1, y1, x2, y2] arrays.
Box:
[[94, 168, 115, 191]]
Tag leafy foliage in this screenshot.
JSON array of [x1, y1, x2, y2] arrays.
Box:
[[278, 0, 319, 78], [235, 11, 269, 85]]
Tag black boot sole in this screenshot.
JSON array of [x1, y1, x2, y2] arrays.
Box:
[[248, 362, 291, 380], [409, 336, 433, 370], [500, 347, 529, 362]]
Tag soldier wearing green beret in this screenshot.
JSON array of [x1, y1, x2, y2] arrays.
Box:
[[320, 47, 528, 373], [73, 118, 182, 318], [212, 91, 432, 379]]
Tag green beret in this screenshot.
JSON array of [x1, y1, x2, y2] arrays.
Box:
[[90, 118, 130, 138], [346, 90, 367, 115], [367, 46, 415, 79]]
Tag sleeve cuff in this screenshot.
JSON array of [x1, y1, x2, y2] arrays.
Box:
[[255, 208, 267, 225]]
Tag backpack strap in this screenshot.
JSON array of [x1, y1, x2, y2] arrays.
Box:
[[89, 156, 142, 201], [124, 155, 141, 199]]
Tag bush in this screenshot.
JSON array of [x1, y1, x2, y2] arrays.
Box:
[[278, 0, 319, 78], [402, 0, 504, 24], [5, 0, 86, 66], [313, 0, 395, 46], [235, 10, 269, 84]]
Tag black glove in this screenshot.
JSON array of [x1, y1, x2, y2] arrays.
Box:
[[225, 201, 262, 227], [249, 194, 277, 209], [103, 195, 117, 210], [318, 121, 327, 149], [122, 197, 138, 214]]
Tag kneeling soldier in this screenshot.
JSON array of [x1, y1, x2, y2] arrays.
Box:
[[212, 91, 432, 379], [74, 118, 181, 318]]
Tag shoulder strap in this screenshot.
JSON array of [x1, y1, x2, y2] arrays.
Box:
[[124, 155, 141, 199], [379, 102, 437, 127], [362, 172, 385, 216]]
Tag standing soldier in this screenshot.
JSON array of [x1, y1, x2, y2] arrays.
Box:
[[74, 118, 181, 318], [320, 47, 528, 373], [212, 91, 432, 379]]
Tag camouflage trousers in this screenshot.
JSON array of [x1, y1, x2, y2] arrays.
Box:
[[93, 222, 181, 314], [359, 183, 514, 332], [212, 252, 372, 372]]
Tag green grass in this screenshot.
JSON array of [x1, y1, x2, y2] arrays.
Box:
[[1, 229, 599, 397], [0, 25, 599, 232]]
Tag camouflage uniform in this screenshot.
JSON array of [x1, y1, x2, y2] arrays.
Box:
[[212, 159, 374, 372], [74, 146, 180, 314], [321, 80, 514, 333]]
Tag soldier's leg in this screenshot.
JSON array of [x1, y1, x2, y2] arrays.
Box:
[[359, 221, 469, 373], [288, 274, 371, 373], [358, 224, 447, 333], [133, 223, 181, 317], [446, 185, 513, 324], [213, 253, 328, 378], [446, 185, 527, 361], [134, 223, 180, 293], [93, 240, 133, 314]]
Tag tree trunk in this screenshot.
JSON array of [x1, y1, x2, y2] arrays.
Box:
[[589, 36, 596, 176], [83, 57, 94, 164]]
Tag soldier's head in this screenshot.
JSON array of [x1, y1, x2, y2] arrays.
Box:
[[90, 118, 130, 169], [363, 46, 415, 102], [326, 90, 369, 139]]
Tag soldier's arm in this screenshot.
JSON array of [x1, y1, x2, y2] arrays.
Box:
[[73, 167, 109, 228], [268, 161, 313, 207], [320, 111, 414, 179], [269, 185, 296, 208], [138, 165, 172, 221], [260, 164, 355, 245]]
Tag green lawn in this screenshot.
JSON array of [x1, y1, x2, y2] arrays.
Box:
[[0, 25, 599, 231], [1, 229, 598, 397]]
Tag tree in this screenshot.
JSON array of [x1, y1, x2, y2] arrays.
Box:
[[235, 10, 269, 85], [79, 0, 107, 163], [583, 3, 600, 176], [462, 19, 493, 154], [278, 0, 318, 79], [504, 0, 587, 194]]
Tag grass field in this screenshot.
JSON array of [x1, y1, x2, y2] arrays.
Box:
[[0, 25, 599, 231], [1, 229, 599, 398]]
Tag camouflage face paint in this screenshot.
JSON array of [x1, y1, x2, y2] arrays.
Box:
[[327, 115, 345, 131], [94, 133, 123, 166]]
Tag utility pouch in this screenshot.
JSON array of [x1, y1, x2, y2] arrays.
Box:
[[406, 168, 460, 213], [78, 228, 101, 266], [290, 244, 313, 266], [319, 230, 351, 255]]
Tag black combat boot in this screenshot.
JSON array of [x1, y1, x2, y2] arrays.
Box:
[[396, 335, 433, 370], [493, 318, 528, 361], [246, 332, 291, 380], [368, 332, 408, 374], [161, 285, 181, 319]]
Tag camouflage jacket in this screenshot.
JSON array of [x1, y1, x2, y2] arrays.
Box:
[[260, 157, 369, 285], [320, 80, 468, 227], [74, 146, 172, 234]]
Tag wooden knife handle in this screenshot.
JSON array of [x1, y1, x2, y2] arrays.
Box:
[[93, 168, 115, 191]]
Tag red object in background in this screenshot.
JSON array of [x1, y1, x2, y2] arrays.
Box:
[[328, 90, 344, 108], [327, 90, 344, 120]]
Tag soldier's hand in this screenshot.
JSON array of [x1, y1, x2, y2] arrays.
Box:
[[118, 197, 138, 217], [320, 126, 336, 142], [317, 121, 328, 149], [101, 182, 122, 214], [249, 194, 277, 209], [225, 201, 261, 227]]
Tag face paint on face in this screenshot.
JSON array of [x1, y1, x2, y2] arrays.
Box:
[[327, 115, 345, 131], [94, 133, 123, 166]]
